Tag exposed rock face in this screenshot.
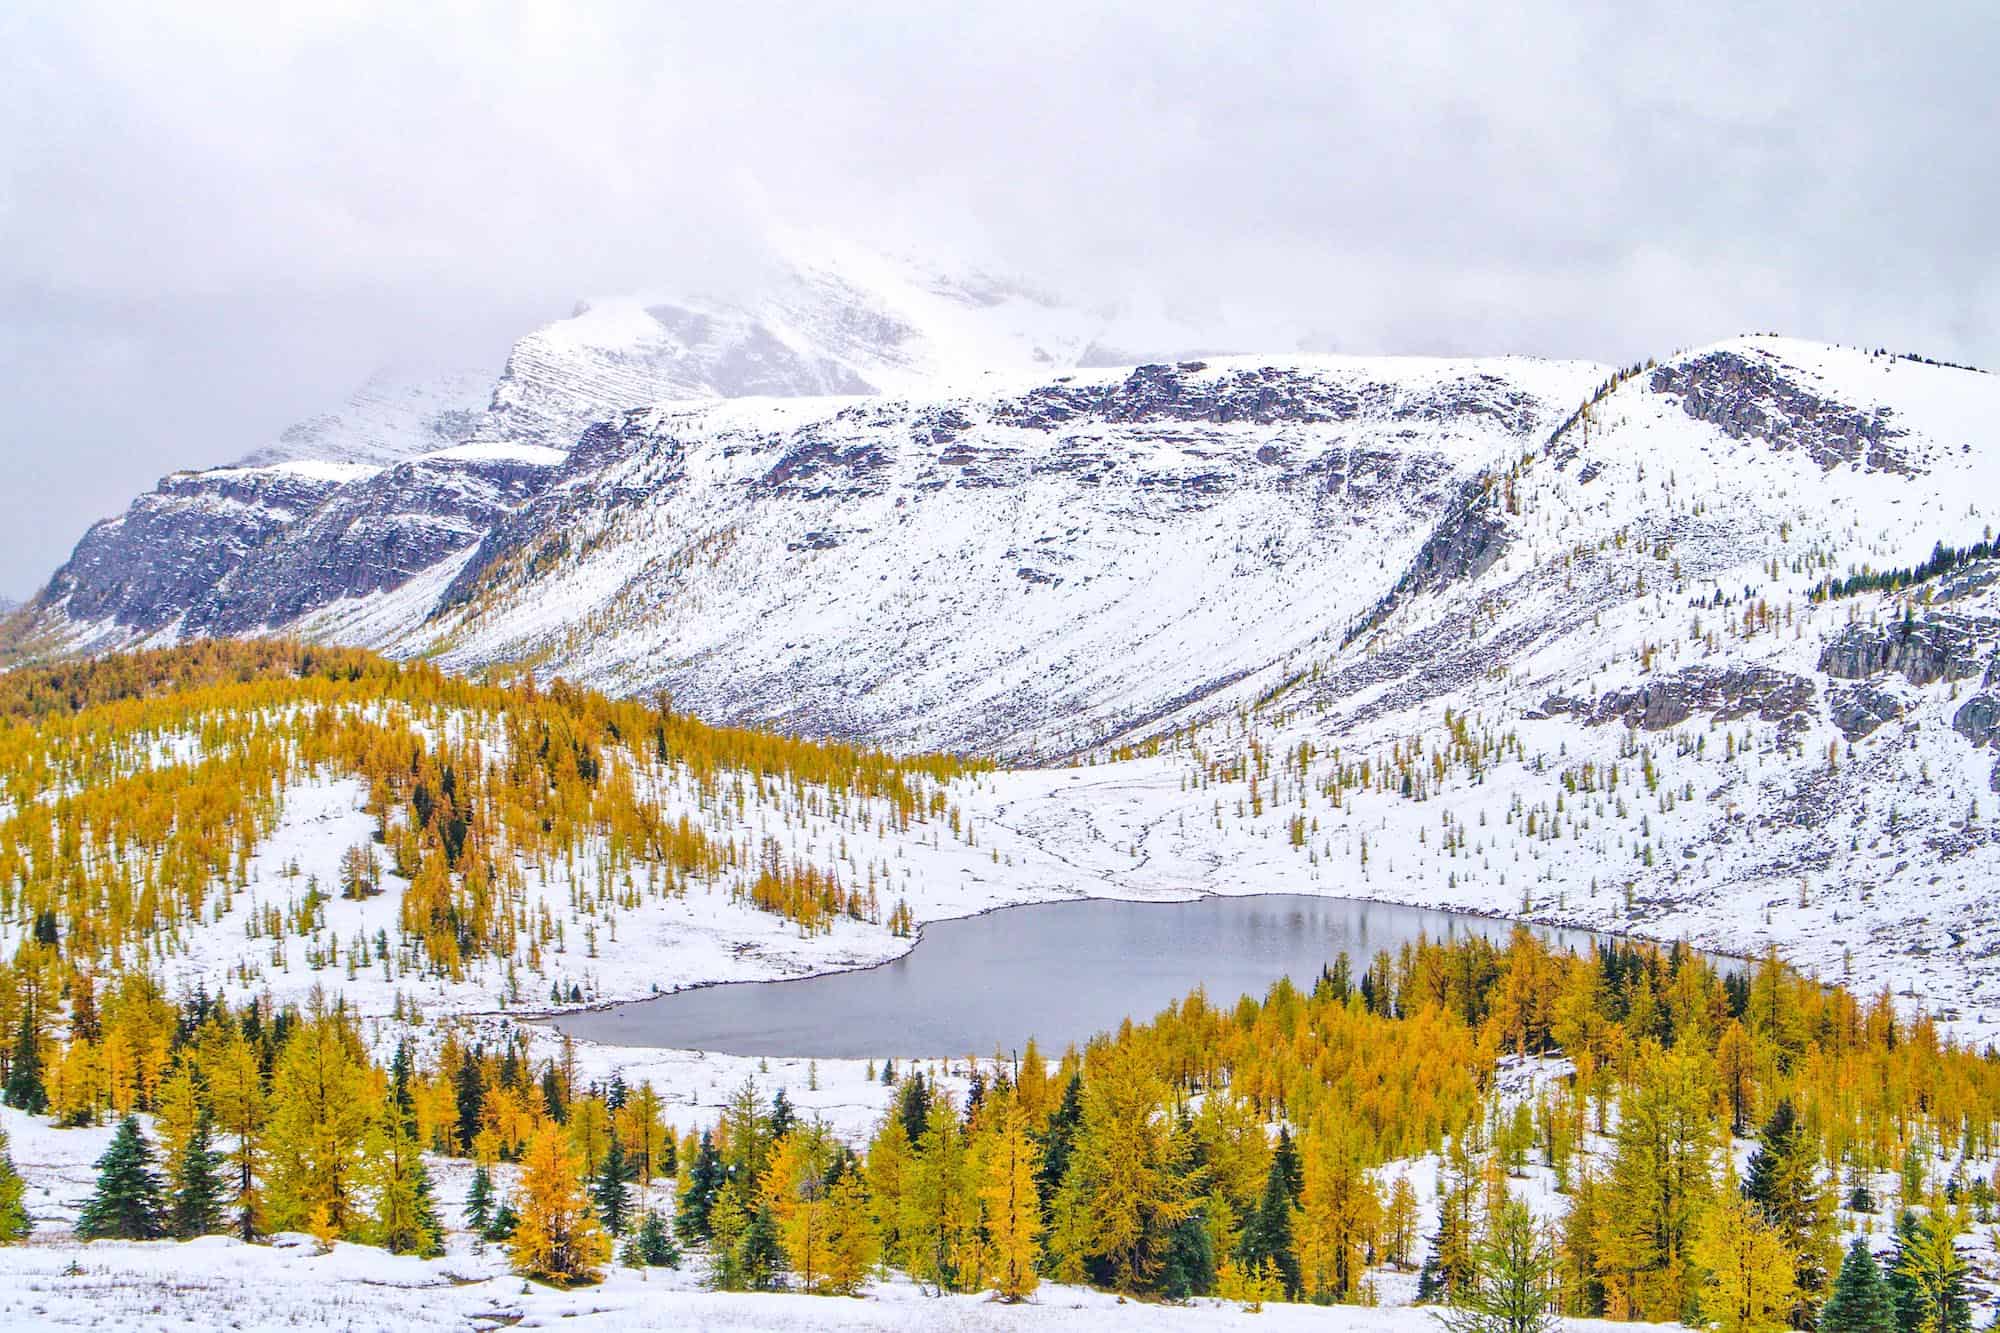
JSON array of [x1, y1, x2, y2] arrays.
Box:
[[996, 363, 1546, 433], [1650, 350, 1907, 472], [44, 468, 351, 635], [1957, 693, 2000, 748], [1829, 682, 1907, 740], [1342, 473, 1508, 645], [1817, 616, 1998, 686], [190, 452, 562, 635], [1541, 667, 1816, 731]]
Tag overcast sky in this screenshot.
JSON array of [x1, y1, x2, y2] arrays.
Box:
[[2, 1, 1995, 597]]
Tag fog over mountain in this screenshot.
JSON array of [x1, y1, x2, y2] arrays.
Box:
[[2, 2, 1996, 593]]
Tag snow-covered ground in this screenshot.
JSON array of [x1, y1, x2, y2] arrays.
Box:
[[2, 1099, 1690, 1333]]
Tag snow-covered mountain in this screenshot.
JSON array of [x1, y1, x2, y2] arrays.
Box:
[[402, 353, 1603, 755], [233, 366, 493, 470], [9, 278, 2000, 1034], [9, 236, 1226, 662]]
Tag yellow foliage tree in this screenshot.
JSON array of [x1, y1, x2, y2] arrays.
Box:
[[510, 1119, 610, 1286], [979, 1098, 1042, 1302]]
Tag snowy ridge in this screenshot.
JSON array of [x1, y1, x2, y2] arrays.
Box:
[[11, 235, 1231, 660], [412, 352, 1603, 755], [233, 365, 492, 469]]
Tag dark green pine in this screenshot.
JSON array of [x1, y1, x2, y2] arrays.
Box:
[[169, 1111, 229, 1239], [464, 1164, 495, 1234], [1238, 1157, 1302, 1300], [76, 1115, 166, 1241], [1821, 1237, 1896, 1333], [593, 1134, 632, 1236]]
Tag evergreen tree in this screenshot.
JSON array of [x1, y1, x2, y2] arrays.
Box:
[[593, 1134, 632, 1237], [1886, 1211, 1924, 1333], [896, 1073, 930, 1151], [675, 1130, 724, 1243], [737, 1203, 784, 1291], [1820, 1237, 1896, 1333], [1157, 1208, 1217, 1301], [768, 1088, 796, 1142], [1894, 1211, 1971, 1333], [1272, 1126, 1304, 1206], [486, 1199, 520, 1242], [634, 1209, 680, 1268], [0, 1126, 31, 1244], [453, 1050, 484, 1151], [1742, 1096, 1834, 1320], [1035, 1073, 1084, 1219], [3, 1008, 45, 1115], [1438, 1197, 1560, 1333], [1238, 1157, 1302, 1301], [465, 1165, 495, 1235], [76, 1115, 166, 1240], [1421, 1135, 1479, 1305], [167, 1110, 229, 1239]]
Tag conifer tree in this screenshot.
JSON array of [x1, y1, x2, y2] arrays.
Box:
[[1238, 1157, 1302, 1301], [593, 1134, 632, 1237], [3, 1007, 45, 1115], [896, 1072, 930, 1151], [1742, 1096, 1833, 1320], [736, 1203, 784, 1291], [1271, 1126, 1303, 1205], [76, 1114, 166, 1240], [0, 1125, 31, 1244], [363, 1111, 444, 1257], [980, 1099, 1042, 1302], [675, 1130, 724, 1243], [902, 1094, 978, 1293], [1595, 1045, 1715, 1321], [168, 1110, 228, 1239], [634, 1209, 680, 1268], [1422, 1135, 1480, 1305], [1297, 1123, 1380, 1303], [454, 1049, 485, 1154], [265, 1008, 373, 1237], [864, 1112, 913, 1268], [1821, 1237, 1896, 1333], [1439, 1197, 1560, 1333], [1383, 1174, 1420, 1269], [1035, 1072, 1084, 1216], [1893, 1210, 1971, 1333], [821, 1169, 877, 1295], [465, 1164, 495, 1235], [1158, 1208, 1217, 1302], [201, 1022, 267, 1241], [509, 1119, 610, 1286], [1692, 1185, 1797, 1333]]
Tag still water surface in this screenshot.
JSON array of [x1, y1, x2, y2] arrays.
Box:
[[552, 894, 1620, 1058]]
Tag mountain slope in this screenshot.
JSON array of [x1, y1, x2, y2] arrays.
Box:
[[405, 354, 1604, 756], [998, 336, 2000, 1023], [10, 239, 1224, 664]]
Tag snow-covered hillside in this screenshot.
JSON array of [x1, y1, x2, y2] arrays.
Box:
[[408, 353, 1602, 755], [8, 235, 1234, 666], [233, 366, 494, 471], [10, 309, 2000, 1043]]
